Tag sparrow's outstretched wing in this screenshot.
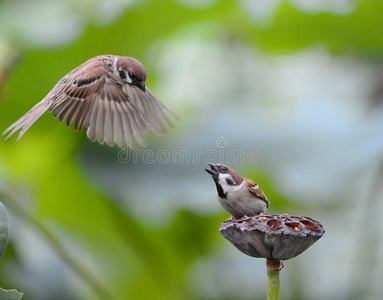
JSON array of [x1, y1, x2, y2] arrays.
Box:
[[123, 85, 178, 133], [2, 99, 51, 141], [3, 56, 177, 150], [245, 178, 270, 208]]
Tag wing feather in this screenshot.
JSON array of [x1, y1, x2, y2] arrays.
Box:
[[123, 85, 178, 134], [110, 100, 125, 149], [86, 97, 99, 142], [75, 98, 93, 130], [120, 100, 146, 147], [95, 98, 105, 144], [119, 101, 136, 150], [103, 98, 114, 146], [245, 178, 270, 208]]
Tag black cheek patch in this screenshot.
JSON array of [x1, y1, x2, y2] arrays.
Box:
[[225, 178, 234, 186]]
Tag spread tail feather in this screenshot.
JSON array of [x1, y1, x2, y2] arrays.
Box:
[[3, 99, 51, 140]]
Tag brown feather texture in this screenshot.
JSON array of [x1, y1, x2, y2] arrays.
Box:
[[244, 178, 269, 208], [3, 55, 177, 149]]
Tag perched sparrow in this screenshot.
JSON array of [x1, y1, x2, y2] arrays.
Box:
[[205, 163, 269, 218], [3, 55, 177, 149]]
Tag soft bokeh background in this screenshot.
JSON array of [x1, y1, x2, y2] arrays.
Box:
[[1, 0, 383, 299]]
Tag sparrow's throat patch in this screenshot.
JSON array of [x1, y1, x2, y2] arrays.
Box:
[[214, 180, 227, 199]]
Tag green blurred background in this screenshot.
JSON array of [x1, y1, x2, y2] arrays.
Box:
[[1, 0, 383, 299]]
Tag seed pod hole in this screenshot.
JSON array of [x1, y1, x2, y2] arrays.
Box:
[[285, 222, 302, 230], [267, 219, 282, 228], [245, 219, 256, 225], [301, 220, 321, 230]]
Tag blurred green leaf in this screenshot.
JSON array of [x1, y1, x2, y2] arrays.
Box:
[[253, 0, 383, 54], [0, 201, 8, 261], [0, 288, 23, 300]]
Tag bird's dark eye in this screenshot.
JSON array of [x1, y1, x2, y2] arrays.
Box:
[[119, 70, 126, 80], [129, 72, 137, 80], [220, 166, 228, 173]]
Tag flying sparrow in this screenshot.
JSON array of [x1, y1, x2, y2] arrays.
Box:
[[205, 163, 269, 218], [3, 55, 177, 149]]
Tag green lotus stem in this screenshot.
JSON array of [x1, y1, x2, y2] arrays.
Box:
[[266, 259, 280, 300]]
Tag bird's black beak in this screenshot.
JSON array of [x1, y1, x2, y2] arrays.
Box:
[[205, 162, 218, 176], [134, 80, 146, 92]]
